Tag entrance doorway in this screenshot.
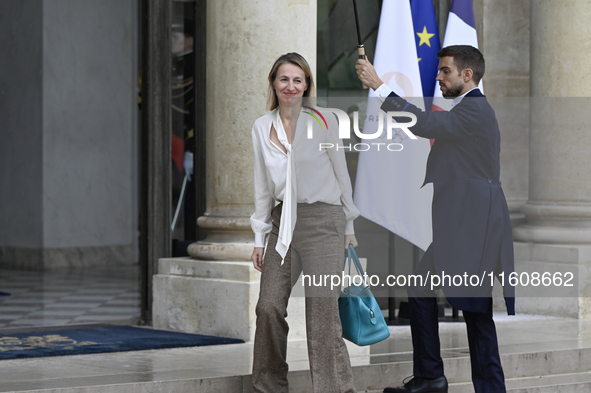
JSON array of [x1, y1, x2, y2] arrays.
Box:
[[138, 0, 206, 324], [0, 0, 141, 331]]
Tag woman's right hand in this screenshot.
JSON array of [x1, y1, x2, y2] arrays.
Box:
[[251, 247, 265, 272]]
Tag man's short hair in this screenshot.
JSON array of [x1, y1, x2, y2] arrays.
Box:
[[437, 45, 485, 84]]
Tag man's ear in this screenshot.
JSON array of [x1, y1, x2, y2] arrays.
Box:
[[463, 68, 474, 83]]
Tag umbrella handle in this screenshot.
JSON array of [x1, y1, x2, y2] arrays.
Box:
[[358, 45, 368, 89]]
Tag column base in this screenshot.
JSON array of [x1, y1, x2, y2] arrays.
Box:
[[507, 197, 527, 228], [510, 242, 591, 319], [187, 242, 253, 261], [188, 215, 254, 261], [152, 257, 306, 342], [513, 202, 591, 244]]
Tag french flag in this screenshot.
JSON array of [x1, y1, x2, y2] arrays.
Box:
[[353, 0, 433, 252], [410, 0, 441, 111], [432, 0, 482, 111]]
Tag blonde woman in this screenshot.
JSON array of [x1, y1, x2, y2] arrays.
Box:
[[250, 52, 360, 393]]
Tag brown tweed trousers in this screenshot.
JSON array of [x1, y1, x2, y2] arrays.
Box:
[[252, 202, 356, 393]]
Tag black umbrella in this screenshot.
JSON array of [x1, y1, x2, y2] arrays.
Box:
[[352, 0, 368, 89]]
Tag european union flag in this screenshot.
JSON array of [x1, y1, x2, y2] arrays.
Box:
[[410, 0, 441, 105]]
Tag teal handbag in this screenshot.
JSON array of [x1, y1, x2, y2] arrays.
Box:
[[338, 244, 390, 346]]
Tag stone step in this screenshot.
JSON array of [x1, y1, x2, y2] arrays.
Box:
[[447, 372, 591, 393], [349, 346, 591, 392], [506, 372, 591, 393], [5, 317, 591, 393], [367, 372, 591, 393], [8, 347, 591, 393]]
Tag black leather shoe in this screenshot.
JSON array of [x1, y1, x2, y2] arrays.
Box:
[[383, 375, 448, 393]]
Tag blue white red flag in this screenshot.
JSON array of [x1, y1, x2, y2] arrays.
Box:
[[353, 0, 433, 251], [410, 0, 441, 109], [432, 0, 482, 111]]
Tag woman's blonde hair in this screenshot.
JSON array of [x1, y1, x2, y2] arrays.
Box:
[[267, 52, 316, 111]]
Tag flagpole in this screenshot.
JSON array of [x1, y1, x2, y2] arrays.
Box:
[[353, 0, 433, 325]]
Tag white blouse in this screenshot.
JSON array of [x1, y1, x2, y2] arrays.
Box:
[[250, 107, 360, 261]]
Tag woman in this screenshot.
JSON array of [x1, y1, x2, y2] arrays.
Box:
[[250, 52, 360, 393]]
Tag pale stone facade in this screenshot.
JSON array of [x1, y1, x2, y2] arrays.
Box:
[[512, 0, 591, 318], [153, 0, 318, 341], [481, 0, 530, 223], [153, 0, 591, 338], [0, 0, 138, 270]]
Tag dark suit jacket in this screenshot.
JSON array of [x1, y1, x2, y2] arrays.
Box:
[[381, 89, 515, 315]]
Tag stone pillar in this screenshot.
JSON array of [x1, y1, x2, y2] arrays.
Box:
[[189, 0, 317, 260], [512, 0, 591, 318], [153, 0, 317, 341], [481, 0, 530, 226]]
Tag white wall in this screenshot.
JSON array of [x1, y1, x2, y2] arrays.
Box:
[[0, 0, 139, 268]]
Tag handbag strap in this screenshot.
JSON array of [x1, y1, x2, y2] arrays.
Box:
[[343, 244, 365, 277]]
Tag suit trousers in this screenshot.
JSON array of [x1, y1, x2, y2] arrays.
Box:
[[407, 245, 506, 393], [252, 202, 356, 393]]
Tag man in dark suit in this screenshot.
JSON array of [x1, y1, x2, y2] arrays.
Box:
[[356, 45, 514, 393]]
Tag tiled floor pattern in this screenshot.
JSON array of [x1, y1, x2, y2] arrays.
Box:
[[0, 266, 141, 329]]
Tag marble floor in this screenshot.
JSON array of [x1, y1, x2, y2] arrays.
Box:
[[1, 268, 589, 391], [0, 266, 141, 329], [0, 314, 587, 392]]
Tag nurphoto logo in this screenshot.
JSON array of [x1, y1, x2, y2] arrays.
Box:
[[305, 107, 418, 152]]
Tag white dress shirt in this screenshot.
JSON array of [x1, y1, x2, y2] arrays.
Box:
[[451, 87, 479, 107], [250, 107, 360, 262]]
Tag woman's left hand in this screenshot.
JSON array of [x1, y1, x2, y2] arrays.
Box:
[[344, 234, 358, 249]]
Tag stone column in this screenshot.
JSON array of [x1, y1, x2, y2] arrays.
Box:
[[481, 0, 530, 226], [189, 0, 317, 260], [153, 0, 317, 341], [512, 0, 591, 318]]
